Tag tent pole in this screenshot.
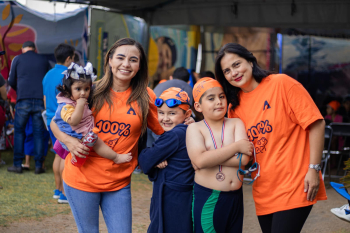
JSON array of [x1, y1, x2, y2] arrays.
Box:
[[87, 6, 92, 61], [195, 25, 204, 73], [308, 35, 311, 86]]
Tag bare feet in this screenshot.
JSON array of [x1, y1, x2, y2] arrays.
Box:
[[113, 153, 132, 164]]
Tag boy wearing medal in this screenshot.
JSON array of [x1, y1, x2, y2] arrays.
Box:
[[187, 77, 254, 233], [139, 87, 195, 233]]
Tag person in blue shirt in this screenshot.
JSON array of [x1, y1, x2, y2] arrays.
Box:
[[42, 43, 75, 204], [139, 87, 194, 233]]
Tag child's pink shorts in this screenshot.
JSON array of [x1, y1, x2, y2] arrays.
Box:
[[53, 140, 69, 159]]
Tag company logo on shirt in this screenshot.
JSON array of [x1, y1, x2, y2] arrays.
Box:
[[96, 119, 131, 149], [263, 100, 271, 111], [96, 120, 131, 136], [256, 137, 268, 154], [247, 120, 273, 142], [127, 107, 136, 115], [247, 120, 273, 154]]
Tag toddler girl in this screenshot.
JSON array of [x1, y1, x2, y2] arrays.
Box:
[[53, 62, 132, 164]]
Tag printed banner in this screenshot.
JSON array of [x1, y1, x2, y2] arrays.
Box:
[[203, 27, 272, 73], [148, 25, 200, 86]]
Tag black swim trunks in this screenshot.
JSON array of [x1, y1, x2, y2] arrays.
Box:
[[192, 182, 243, 233]]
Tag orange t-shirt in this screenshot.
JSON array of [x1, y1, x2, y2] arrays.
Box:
[[228, 74, 327, 216], [63, 87, 164, 192]]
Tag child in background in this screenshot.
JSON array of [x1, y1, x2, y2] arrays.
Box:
[[325, 100, 343, 123], [43, 43, 75, 204], [138, 87, 194, 233], [186, 78, 254, 233], [53, 62, 132, 164]]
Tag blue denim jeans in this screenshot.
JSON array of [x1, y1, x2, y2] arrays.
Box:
[[63, 182, 132, 233], [14, 99, 45, 168]]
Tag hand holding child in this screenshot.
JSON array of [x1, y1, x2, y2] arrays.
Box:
[[64, 136, 90, 158], [156, 160, 168, 169], [113, 152, 132, 164]]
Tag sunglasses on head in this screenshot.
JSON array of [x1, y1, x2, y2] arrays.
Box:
[[155, 98, 190, 108]]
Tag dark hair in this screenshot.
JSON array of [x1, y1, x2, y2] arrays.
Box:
[[200, 70, 215, 79], [54, 43, 75, 64], [93, 38, 150, 135], [215, 43, 273, 111], [74, 52, 81, 65], [22, 41, 35, 49], [172, 67, 189, 82], [57, 76, 92, 100], [198, 92, 206, 104]]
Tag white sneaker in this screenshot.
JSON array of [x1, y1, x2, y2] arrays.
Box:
[[6, 128, 14, 135], [330, 204, 350, 222]]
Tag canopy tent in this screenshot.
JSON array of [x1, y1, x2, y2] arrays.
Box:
[[42, 0, 350, 29], [0, 1, 88, 79], [37, 0, 350, 102]]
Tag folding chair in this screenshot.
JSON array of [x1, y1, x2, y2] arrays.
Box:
[[321, 125, 332, 181], [329, 122, 350, 180]]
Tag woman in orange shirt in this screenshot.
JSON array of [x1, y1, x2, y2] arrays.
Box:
[[215, 43, 327, 233], [51, 38, 164, 233]]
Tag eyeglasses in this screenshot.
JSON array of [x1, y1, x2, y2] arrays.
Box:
[[236, 146, 260, 185], [155, 98, 190, 108]]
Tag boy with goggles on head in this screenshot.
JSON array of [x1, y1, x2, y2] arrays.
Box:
[[139, 87, 195, 233], [186, 77, 254, 233]]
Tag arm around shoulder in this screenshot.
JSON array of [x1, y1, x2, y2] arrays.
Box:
[[147, 88, 164, 135]]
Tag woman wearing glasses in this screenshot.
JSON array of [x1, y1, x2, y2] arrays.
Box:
[[50, 38, 164, 233], [215, 43, 327, 233]]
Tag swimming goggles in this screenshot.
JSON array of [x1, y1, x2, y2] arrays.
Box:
[[236, 146, 260, 185], [155, 98, 190, 108]]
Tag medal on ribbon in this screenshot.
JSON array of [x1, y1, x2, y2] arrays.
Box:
[[204, 119, 226, 182]]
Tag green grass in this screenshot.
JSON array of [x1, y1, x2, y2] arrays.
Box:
[[0, 149, 153, 231], [333, 230, 350, 233], [0, 149, 71, 226]]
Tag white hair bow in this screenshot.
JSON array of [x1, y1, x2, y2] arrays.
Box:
[[84, 62, 97, 82], [62, 62, 97, 82]]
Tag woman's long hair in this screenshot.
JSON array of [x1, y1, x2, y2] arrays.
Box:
[[92, 38, 149, 135], [215, 43, 273, 111]]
